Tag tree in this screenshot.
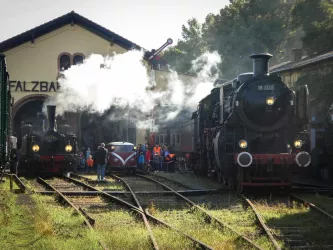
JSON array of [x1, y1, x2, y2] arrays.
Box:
[[162, 18, 208, 73], [164, 0, 294, 79], [291, 0, 333, 55], [203, 0, 293, 79]]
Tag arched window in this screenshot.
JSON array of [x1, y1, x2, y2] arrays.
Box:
[[58, 53, 85, 75], [59, 54, 71, 71], [73, 54, 85, 65]]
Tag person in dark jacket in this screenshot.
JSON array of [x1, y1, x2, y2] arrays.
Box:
[[95, 143, 108, 181]]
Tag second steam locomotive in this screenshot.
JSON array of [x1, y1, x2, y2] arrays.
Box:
[[19, 105, 77, 175], [157, 53, 311, 192]]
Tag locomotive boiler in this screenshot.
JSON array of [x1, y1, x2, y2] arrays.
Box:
[[19, 105, 77, 176], [192, 53, 311, 192]]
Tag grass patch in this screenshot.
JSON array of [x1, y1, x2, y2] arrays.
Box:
[[0, 190, 101, 250], [77, 174, 125, 191], [298, 193, 333, 214], [254, 198, 333, 248], [149, 204, 259, 250], [88, 207, 152, 250], [187, 193, 275, 249], [151, 224, 195, 249]]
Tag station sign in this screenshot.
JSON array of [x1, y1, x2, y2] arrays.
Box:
[[9, 81, 60, 92]]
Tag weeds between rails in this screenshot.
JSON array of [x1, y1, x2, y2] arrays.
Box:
[[138, 171, 333, 249], [70, 173, 212, 249], [66, 174, 205, 250], [36, 176, 160, 250], [112, 174, 273, 250], [241, 193, 333, 250], [1, 176, 102, 250]]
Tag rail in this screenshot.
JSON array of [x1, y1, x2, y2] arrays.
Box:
[[36, 177, 108, 250], [240, 194, 281, 250], [111, 173, 214, 250], [2, 173, 27, 192], [65, 174, 160, 250], [289, 193, 333, 221], [135, 174, 264, 250]]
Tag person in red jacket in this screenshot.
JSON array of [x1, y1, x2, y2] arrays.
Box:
[[145, 149, 152, 172]]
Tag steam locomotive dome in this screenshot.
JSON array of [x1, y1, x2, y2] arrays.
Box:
[[239, 76, 292, 127]]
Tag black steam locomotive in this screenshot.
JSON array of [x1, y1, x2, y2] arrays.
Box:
[[156, 53, 311, 192], [198, 53, 311, 191], [18, 105, 77, 176]]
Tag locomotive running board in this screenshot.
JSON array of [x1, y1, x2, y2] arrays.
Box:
[[33, 189, 223, 196]]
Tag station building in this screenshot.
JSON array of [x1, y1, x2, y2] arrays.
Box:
[[270, 48, 333, 151], [0, 11, 196, 149]]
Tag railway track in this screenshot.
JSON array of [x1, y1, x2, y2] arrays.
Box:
[[36, 175, 216, 250], [17, 172, 333, 249], [113, 173, 273, 249], [241, 193, 333, 250], [35, 176, 158, 250]]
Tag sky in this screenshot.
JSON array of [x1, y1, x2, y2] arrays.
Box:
[[0, 0, 229, 50]]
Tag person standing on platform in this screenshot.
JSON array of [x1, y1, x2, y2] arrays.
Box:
[[96, 143, 108, 181]]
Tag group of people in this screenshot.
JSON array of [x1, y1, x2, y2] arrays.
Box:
[[136, 143, 176, 172], [78, 143, 109, 181]]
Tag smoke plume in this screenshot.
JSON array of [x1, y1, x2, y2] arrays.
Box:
[[43, 49, 221, 130]]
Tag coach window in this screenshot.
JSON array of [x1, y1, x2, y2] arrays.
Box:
[[59, 54, 71, 71], [172, 134, 175, 145], [73, 54, 85, 65], [160, 135, 164, 144], [176, 134, 180, 144]]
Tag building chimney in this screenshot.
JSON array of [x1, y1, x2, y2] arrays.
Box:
[[292, 48, 302, 62], [250, 53, 273, 77]]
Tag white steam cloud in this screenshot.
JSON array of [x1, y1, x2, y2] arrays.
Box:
[[44, 49, 221, 130]]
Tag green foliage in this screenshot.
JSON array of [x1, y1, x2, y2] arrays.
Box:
[[162, 18, 208, 74], [291, 0, 333, 55], [164, 0, 294, 79]]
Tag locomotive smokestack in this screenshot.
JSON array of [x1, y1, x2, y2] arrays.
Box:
[[250, 53, 273, 77], [47, 105, 56, 131]]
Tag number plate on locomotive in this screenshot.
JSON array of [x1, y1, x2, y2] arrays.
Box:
[[257, 85, 274, 91], [47, 135, 58, 141]]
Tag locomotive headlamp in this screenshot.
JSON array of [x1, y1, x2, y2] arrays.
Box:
[[239, 140, 248, 149], [294, 140, 302, 148], [266, 97, 275, 106], [32, 144, 40, 152], [133, 146, 137, 150], [65, 144, 72, 152]]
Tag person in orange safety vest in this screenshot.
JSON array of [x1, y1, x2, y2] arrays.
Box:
[[153, 144, 162, 171]]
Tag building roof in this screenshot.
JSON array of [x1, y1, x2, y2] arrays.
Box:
[[270, 50, 333, 74], [0, 11, 143, 53]]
